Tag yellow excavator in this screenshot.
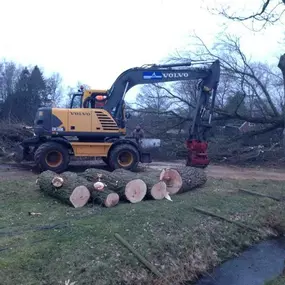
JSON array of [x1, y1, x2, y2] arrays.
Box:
[[14, 60, 220, 173]]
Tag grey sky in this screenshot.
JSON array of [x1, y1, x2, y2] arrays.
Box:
[[0, 0, 283, 103]]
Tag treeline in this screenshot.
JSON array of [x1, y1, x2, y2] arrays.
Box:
[[0, 59, 63, 124]]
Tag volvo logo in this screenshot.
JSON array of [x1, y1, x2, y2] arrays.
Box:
[[162, 73, 189, 79], [70, 112, 91, 116]]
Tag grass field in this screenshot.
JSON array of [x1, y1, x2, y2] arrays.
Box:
[[266, 276, 285, 285], [1, 175, 285, 285]]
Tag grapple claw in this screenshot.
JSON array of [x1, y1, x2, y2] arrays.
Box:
[[186, 139, 209, 168]]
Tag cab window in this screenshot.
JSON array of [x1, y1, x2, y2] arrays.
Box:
[[70, 94, 82, 108]]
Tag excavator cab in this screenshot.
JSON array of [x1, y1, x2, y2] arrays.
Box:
[[69, 86, 109, 109]]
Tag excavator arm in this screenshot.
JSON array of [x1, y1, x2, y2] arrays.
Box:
[[104, 60, 220, 119], [86, 59, 221, 168]]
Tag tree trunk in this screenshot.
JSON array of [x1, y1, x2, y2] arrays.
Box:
[[112, 169, 168, 200], [37, 170, 92, 208], [91, 189, 120, 207], [80, 168, 147, 203], [160, 166, 207, 194], [278, 54, 285, 153]]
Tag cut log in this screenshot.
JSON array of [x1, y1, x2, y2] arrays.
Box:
[[125, 179, 147, 203], [70, 185, 91, 208], [94, 181, 105, 191], [160, 166, 207, 194], [37, 170, 92, 208], [112, 169, 168, 200], [150, 181, 168, 200], [80, 168, 147, 203], [159, 168, 183, 195], [52, 176, 64, 188], [91, 189, 120, 207]]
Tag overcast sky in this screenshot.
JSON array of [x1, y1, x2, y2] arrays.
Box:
[[0, 0, 284, 102]]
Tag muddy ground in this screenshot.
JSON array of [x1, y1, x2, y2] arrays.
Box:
[[1, 160, 285, 181]]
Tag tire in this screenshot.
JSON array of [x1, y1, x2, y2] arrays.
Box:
[[34, 142, 70, 173], [108, 144, 139, 171], [102, 157, 109, 166]]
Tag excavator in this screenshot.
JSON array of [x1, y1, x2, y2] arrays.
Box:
[[14, 59, 220, 173]]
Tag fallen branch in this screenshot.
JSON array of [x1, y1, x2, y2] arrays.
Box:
[[192, 207, 263, 233], [239, 188, 282, 201], [114, 233, 167, 281]]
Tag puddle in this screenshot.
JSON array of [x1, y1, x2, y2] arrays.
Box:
[[195, 237, 285, 285]]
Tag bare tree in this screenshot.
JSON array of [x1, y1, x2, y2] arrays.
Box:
[[207, 0, 285, 30], [135, 84, 173, 114], [146, 34, 285, 140], [0, 60, 22, 102], [205, 0, 285, 147], [45, 73, 63, 107]]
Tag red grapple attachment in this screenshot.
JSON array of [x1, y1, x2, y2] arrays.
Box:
[[186, 139, 209, 168]]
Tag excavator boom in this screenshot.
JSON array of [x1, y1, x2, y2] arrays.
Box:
[[81, 59, 220, 168], [104, 61, 220, 121], [94, 59, 220, 168]]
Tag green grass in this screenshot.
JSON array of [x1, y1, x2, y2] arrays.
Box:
[[1, 176, 285, 285], [265, 276, 285, 285]]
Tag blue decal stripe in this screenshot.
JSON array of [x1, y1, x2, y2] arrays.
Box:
[[143, 71, 163, 80]]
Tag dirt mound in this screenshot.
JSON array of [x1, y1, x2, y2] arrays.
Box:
[[0, 122, 34, 160]]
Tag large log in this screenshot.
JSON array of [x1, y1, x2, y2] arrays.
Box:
[[160, 166, 207, 194], [37, 170, 92, 208], [113, 168, 161, 180], [80, 169, 147, 203], [112, 169, 168, 200], [114, 166, 206, 194]]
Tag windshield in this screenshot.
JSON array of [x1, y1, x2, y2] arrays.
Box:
[[70, 94, 82, 108]]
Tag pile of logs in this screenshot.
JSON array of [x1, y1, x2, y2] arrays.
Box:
[[37, 166, 207, 208]]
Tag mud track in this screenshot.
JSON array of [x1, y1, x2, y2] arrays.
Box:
[[1, 160, 285, 181]]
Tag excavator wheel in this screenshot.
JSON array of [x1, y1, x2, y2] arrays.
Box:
[[101, 157, 110, 166], [34, 142, 70, 173], [108, 144, 139, 171]]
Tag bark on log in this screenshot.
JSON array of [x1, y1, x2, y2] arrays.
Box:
[[91, 189, 120, 207], [112, 169, 168, 200], [37, 170, 92, 208], [114, 169, 182, 195], [160, 166, 207, 194], [80, 168, 147, 203]]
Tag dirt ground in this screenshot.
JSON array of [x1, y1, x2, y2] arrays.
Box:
[[150, 161, 285, 181], [1, 160, 285, 181]]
